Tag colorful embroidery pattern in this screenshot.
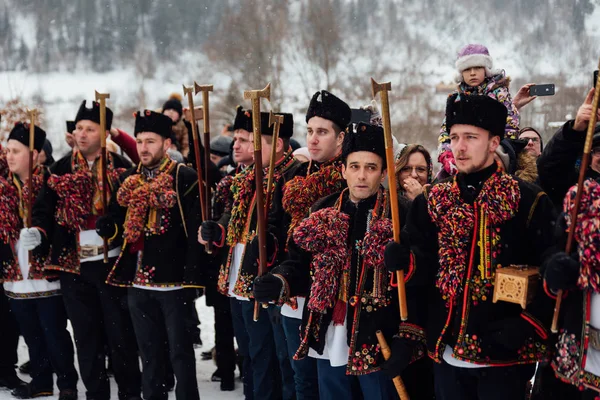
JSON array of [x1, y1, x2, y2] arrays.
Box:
[[563, 179, 600, 293], [283, 157, 345, 240], [117, 159, 177, 243], [427, 169, 520, 299], [0, 177, 20, 244], [227, 150, 295, 246], [553, 331, 580, 381], [48, 151, 124, 232], [349, 343, 381, 374], [294, 206, 350, 314]]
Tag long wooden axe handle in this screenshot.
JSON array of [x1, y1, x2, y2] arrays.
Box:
[[95, 91, 110, 263], [26, 109, 37, 266], [243, 83, 271, 322], [183, 84, 208, 241], [194, 82, 214, 254], [26, 109, 37, 230], [371, 78, 408, 321], [265, 111, 283, 215], [376, 331, 410, 400], [551, 57, 600, 333]]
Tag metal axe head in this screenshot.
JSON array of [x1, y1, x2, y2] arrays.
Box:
[[269, 111, 284, 128], [94, 91, 110, 102], [243, 83, 271, 102], [371, 78, 392, 98], [194, 82, 213, 95], [182, 84, 194, 96]]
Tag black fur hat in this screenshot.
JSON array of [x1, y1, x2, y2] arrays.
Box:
[[306, 90, 351, 131], [8, 122, 46, 152], [134, 110, 173, 138], [445, 94, 507, 139], [342, 122, 386, 169], [75, 100, 113, 130]]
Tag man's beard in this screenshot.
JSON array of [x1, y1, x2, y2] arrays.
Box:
[[142, 151, 166, 168]]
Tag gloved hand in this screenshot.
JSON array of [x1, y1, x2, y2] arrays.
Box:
[[543, 251, 580, 292], [253, 273, 284, 303], [384, 242, 411, 273], [483, 316, 536, 352], [95, 215, 116, 238], [199, 221, 223, 244], [249, 232, 278, 265], [380, 337, 415, 378], [20, 228, 42, 250], [361, 100, 383, 127]]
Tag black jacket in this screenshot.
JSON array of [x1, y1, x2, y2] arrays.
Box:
[[407, 163, 557, 366], [216, 151, 301, 298], [106, 161, 204, 287], [537, 120, 600, 208], [32, 152, 131, 275]]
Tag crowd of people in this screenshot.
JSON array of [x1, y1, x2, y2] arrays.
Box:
[[1, 43, 600, 400]]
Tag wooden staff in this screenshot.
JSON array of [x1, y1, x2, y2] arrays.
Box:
[[551, 57, 600, 333], [372, 78, 408, 321], [243, 83, 271, 322], [194, 82, 214, 254], [376, 330, 410, 400], [265, 111, 283, 215], [94, 91, 110, 263], [183, 85, 208, 240], [26, 109, 37, 231]]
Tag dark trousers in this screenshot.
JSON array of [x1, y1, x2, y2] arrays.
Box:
[[128, 288, 199, 400], [184, 288, 201, 343], [60, 261, 141, 400], [230, 298, 253, 399], [433, 360, 536, 400], [281, 315, 319, 400], [0, 287, 19, 379], [214, 299, 236, 383], [531, 363, 583, 400], [9, 296, 78, 391], [240, 301, 295, 400], [316, 359, 395, 400]]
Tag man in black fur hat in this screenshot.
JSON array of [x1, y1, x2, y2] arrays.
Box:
[[23, 101, 141, 400], [254, 122, 412, 398], [97, 110, 204, 400], [385, 94, 556, 399], [199, 110, 298, 400]]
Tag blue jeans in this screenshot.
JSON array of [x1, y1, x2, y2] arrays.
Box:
[[240, 301, 295, 400], [317, 359, 396, 400], [9, 296, 78, 391], [230, 298, 253, 400], [282, 315, 319, 400]]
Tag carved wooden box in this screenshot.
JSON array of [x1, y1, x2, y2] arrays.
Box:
[[492, 265, 540, 309]]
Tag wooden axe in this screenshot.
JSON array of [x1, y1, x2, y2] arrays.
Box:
[[243, 83, 271, 321]]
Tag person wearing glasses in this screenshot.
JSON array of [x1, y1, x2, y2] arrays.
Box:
[[518, 127, 543, 158], [395, 144, 433, 201], [538, 88, 600, 208]]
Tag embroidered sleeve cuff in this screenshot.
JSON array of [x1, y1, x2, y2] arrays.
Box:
[[404, 252, 415, 282], [34, 226, 47, 239], [214, 225, 226, 248], [267, 238, 278, 268], [521, 311, 549, 340], [396, 322, 427, 344]]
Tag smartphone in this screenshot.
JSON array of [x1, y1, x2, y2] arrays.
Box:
[[529, 84, 555, 97], [66, 120, 76, 133], [594, 70, 598, 88], [351, 108, 371, 124]]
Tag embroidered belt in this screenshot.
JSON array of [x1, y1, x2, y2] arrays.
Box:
[[590, 326, 600, 351], [79, 244, 114, 259]]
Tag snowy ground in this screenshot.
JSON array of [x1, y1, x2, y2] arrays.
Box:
[[0, 297, 244, 400]]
